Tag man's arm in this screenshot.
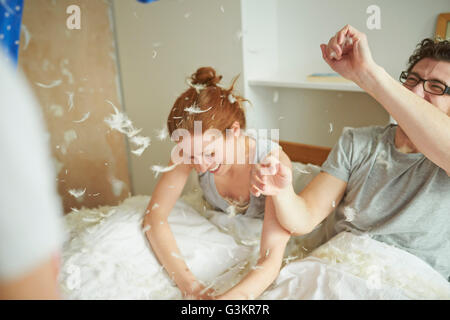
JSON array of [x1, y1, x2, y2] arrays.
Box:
[[250, 150, 347, 237], [320, 25, 450, 173], [272, 171, 347, 236]]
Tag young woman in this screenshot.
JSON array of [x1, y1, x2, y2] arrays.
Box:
[[143, 67, 292, 300]]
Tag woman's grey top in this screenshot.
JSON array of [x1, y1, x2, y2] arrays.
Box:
[[198, 137, 279, 219]]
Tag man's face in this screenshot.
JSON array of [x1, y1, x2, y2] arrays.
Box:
[[406, 58, 450, 116]]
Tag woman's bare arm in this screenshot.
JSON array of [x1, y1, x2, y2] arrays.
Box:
[[272, 171, 347, 235], [216, 197, 291, 300], [143, 161, 212, 298], [216, 151, 293, 300]]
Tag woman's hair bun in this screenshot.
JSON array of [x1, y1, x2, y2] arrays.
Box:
[[191, 67, 222, 86]]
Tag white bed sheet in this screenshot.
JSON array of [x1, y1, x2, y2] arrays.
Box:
[[59, 194, 450, 300]]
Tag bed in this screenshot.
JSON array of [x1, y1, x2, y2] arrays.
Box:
[[58, 141, 450, 300]]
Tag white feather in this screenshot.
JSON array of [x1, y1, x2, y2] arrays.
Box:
[[68, 188, 86, 198], [60, 59, 74, 84], [186, 79, 206, 93], [0, 0, 14, 14], [184, 104, 212, 114], [73, 112, 90, 123], [154, 127, 168, 141], [251, 265, 263, 270], [295, 167, 310, 175], [20, 24, 31, 50], [226, 205, 236, 218], [273, 90, 279, 103], [66, 91, 74, 111], [104, 100, 142, 138], [130, 135, 151, 156], [241, 239, 258, 246], [171, 252, 184, 260], [151, 163, 178, 178], [283, 255, 298, 264], [36, 79, 62, 88], [343, 207, 357, 222]]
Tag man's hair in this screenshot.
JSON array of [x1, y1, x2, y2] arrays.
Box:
[[407, 38, 450, 73]]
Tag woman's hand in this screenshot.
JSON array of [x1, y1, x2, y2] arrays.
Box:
[[193, 287, 216, 300], [250, 155, 293, 197], [320, 24, 378, 84]]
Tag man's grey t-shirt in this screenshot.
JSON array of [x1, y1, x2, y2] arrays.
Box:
[[321, 124, 449, 281]]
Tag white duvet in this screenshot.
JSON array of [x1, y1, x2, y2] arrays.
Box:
[[59, 194, 450, 300]]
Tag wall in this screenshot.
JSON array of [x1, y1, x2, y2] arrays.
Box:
[[112, 0, 244, 196], [277, 0, 450, 79], [18, 0, 131, 213]]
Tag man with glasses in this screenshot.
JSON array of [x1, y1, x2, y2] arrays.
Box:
[[250, 25, 450, 283]]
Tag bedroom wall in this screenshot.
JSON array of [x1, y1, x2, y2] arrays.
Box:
[[18, 0, 131, 213]]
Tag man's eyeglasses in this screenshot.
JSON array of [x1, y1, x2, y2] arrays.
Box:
[[399, 71, 450, 96]]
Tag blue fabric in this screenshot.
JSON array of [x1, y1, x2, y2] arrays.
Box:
[[0, 0, 24, 67], [137, 0, 158, 3]]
